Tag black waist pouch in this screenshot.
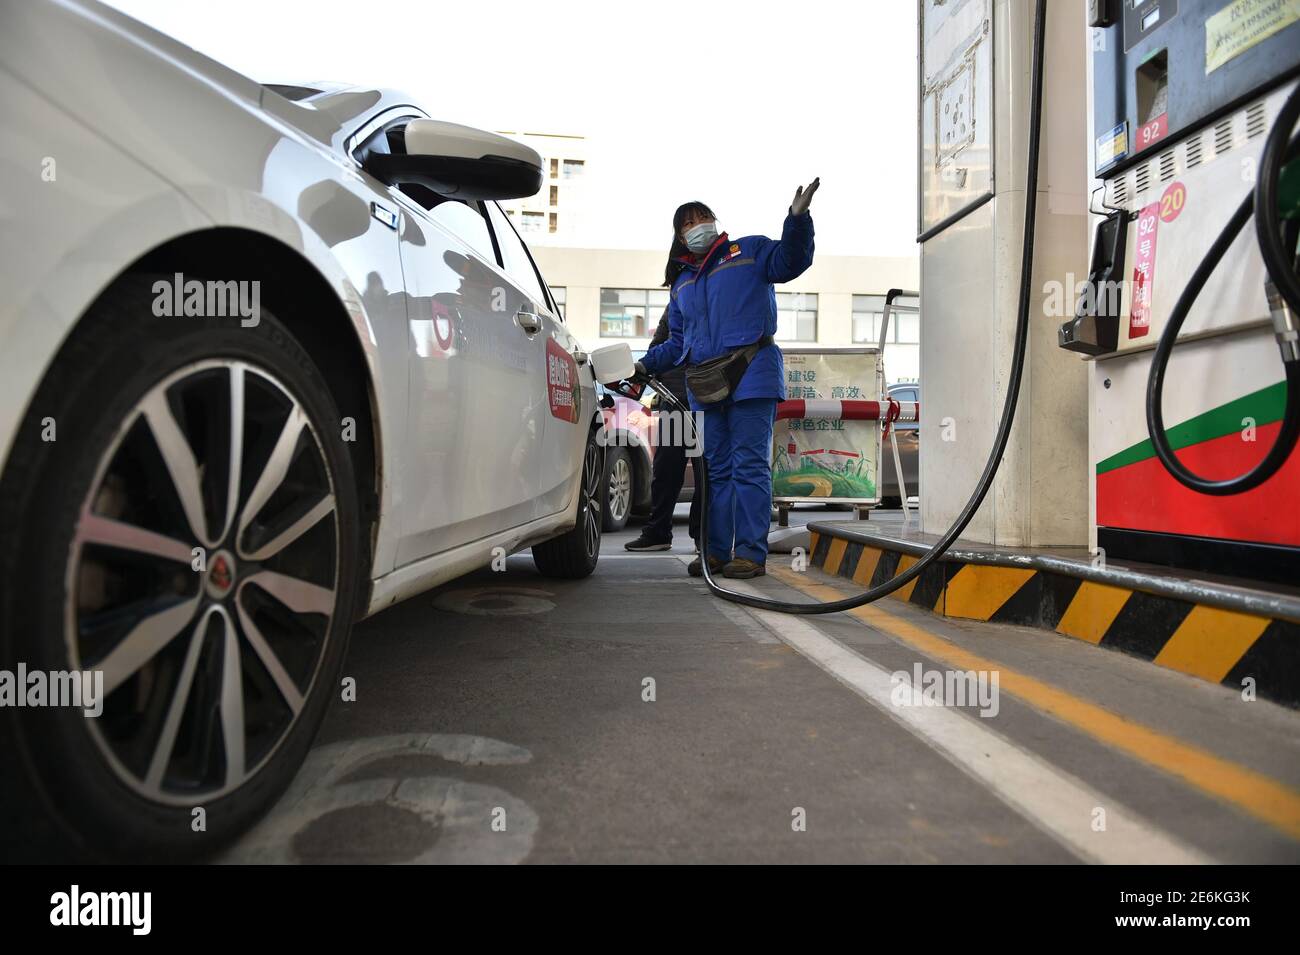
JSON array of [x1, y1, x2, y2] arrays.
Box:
[[685, 336, 774, 405]]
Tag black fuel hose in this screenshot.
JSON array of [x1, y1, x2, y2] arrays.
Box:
[[1144, 81, 1300, 496], [626, 0, 1049, 614]]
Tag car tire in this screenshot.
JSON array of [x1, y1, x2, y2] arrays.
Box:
[[0, 274, 362, 861], [600, 446, 632, 532], [531, 429, 602, 579]]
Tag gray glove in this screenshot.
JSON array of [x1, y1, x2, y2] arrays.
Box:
[[790, 177, 820, 216], [633, 361, 648, 380]]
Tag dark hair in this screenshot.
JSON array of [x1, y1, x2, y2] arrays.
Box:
[[664, 201, 716, 287]]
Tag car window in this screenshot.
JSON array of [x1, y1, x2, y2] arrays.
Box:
[[420, 199, 497, 265], [486, 201, 549, 308]]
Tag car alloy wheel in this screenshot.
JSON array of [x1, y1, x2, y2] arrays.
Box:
[[65, 359, 338, 804], [532, 426, 603, 579], [607, 455, 631, 524], [582, 438, 602, 558]]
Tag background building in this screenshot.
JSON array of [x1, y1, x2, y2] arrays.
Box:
[[496, 131, 587, 243]]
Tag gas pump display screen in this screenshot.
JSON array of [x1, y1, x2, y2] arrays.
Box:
[[1093, 0, 1300, 177]]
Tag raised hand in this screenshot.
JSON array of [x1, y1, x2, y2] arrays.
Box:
[[791, 177, 820, 216]]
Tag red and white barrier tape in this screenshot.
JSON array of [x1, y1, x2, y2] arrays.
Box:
[[775, 399, 919, 423]]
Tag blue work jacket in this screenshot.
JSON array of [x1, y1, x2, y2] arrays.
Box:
[[641, 210, 815, 409]]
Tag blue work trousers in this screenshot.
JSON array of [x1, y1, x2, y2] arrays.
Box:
[[701, 397, 777, 564]]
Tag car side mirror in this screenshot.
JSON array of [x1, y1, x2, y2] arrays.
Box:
[[365, 119, 543, 201]]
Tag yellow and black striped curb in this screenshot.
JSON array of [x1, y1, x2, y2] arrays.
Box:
[[806, 523, 1300, 708]]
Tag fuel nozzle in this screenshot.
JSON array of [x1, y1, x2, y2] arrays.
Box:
[[1059, 209, 1127, 356]]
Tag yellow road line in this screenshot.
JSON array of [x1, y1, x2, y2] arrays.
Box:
[[1056, 580, 1132, 645], [1154, 605, 1271, 683], [769, 565, 1300, 841]]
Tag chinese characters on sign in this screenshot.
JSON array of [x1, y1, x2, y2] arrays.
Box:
[[773, 351, 881, 502]]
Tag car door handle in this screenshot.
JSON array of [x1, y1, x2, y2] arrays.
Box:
[[515, 308, 541, 334]]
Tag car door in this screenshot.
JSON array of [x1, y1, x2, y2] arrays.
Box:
[[358, 119, 547, 563], [484, 201, 587, 518]]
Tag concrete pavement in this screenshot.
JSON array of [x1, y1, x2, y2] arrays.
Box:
[[222, 506, 1300, 864]]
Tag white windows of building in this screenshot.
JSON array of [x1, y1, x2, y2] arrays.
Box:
[[599, 288, 669, 338], [851, 294, 920, 345], [775, 291, 818, 342]]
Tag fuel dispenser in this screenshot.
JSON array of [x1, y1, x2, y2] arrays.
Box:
[[1060, 0, 1300, 585]]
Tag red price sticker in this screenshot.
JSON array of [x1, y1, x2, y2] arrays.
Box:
[[1137, 112, 1167, 151]]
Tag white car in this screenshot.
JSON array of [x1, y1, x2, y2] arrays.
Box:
[[0, 0, 604, 860]]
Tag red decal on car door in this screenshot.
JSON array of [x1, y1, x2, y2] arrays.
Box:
[[546, 337, 580, 422]]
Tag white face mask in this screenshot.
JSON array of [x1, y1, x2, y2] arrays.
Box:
[[683, 221, 719, 252]]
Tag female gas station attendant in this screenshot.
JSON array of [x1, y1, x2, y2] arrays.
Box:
[[637, 178, 819, 579]]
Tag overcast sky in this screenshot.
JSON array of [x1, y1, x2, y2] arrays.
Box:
[[105, 0, 919, 258]]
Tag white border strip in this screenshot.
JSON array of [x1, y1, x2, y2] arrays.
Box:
[[725, 579, 1213, 864]]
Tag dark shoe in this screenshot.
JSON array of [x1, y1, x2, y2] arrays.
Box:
[[688, 555, 726, 577], [723, 557, 766, 579], [624, 532, 672, 552]]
